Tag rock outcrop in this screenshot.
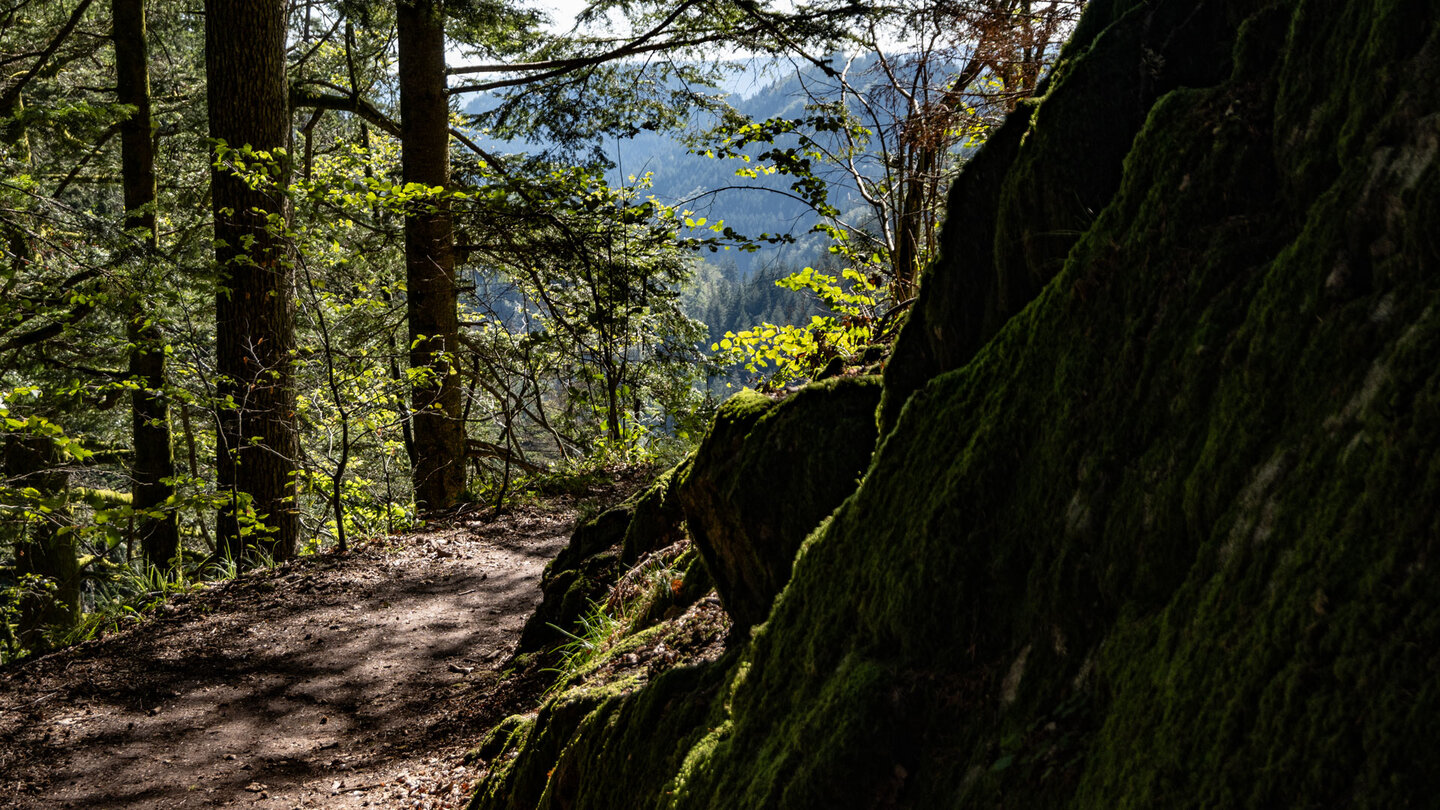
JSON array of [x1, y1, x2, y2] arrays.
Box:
[[474, 1, 1440, 806], [517, 464, 691, 652], [518, 376, 881, 652], [677, 377, 882, 632]]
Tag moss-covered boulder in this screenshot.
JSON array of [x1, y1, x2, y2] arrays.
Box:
[[677, 377, 882, 633], [552, 505, 631, 573], [517, 463, 691, 652], [620, 458, 690, 566], [472, 0, 1440, 806], [471, 659, 732, 810], [515, 546, 622, 654], [518, 374, 880, 655]]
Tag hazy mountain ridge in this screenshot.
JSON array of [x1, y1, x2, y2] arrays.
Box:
[[461, 53, 899, 278]]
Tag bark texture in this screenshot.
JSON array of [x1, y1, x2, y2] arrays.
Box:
[[398, 0, 466, 511], [204, 0, 298, 560]]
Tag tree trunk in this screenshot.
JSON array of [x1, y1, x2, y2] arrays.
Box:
[[893, 134, 935, 302], [397, 0, 466, 511], [1, 91, 30, 165], [3, 435, 79, 650], [204, 0, 298, 561], [2, 91, 33, 277], [605, 368, 623, 444], [114, 0, 179, 570]]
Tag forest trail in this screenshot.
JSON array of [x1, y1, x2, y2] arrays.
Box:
[[0, 499, 588, 809]]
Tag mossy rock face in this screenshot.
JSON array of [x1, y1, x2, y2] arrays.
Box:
[[472, 1, 1440, 807], [880, 0, 1242, 433], [468, 714, 532, 767], [630, 545, 714, 631], [517, 459, 695, 653], [516, 549, 622, 652], [621, 458, 691, 565], [668, 0, 1440, 805], [469, 687, 613, 810], [677, 377, 883, 633], [470, 658, 732, 810], [547, 503, 632, 580]]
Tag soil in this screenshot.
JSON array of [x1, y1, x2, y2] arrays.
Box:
[[0, 488, 625, 810]]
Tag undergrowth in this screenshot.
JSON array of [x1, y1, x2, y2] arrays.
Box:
[[543, 601, 627, 692], [543, 551, 688, 690], [1, 547, 286, 665]]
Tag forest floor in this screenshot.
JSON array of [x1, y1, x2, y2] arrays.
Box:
[[0, 477, 640, 810]]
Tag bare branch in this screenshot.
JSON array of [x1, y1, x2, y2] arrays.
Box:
[[448, 33, 732, 95]]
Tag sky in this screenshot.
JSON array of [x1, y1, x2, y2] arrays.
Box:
[[529, 0, 608, 34], [448, 0, 789, 100]]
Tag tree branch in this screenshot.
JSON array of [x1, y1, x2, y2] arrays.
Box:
[[0, 0, 97, 115], [447, 32, 734, 95], [288, 83, 401, 139], [448, 0, 701, 77], [448, 127, 506, 174], [52, 121, 121, 198], [0, 299, 96, 354], [465, 438, 545, 474]]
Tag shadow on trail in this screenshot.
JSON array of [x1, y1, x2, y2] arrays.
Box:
[[0, 517, 572, 810]]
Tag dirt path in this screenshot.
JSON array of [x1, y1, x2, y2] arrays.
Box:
[[0, 502, 582, 809]]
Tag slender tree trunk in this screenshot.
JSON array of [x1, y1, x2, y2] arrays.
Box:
[[606, 367, 623, 443], [2, 91, 33, 278], [114, 0, 178, 570], [205, 0, 298, 561], [299, 247, 351, 553], [894, 137, 940, 301], [397, 0, 466, 510], [364, 125, 419, 470]]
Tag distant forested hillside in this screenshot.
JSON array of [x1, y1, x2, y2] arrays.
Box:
[[462, 52, 899, 279]]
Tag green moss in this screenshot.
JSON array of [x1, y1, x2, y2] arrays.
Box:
[[468, 1, 1440, 807], [551, 503, 633, 574], [470, 654, 735, 810], [880, 0, 1245, 435], [469, 714, 534, 766], [621, 457, 691, 565], [678, 377, 882, 631], [517, 548, 623, 653], [541, 660, 733, 810], [468, 686, 615, 810], [878, 96, 1032, 435], [548, 623, 666, 694], [627, 545, 712, 633], [518, 455, 695, 653], [674, 0, 1440, 804]]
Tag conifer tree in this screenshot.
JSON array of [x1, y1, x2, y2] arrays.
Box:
[[114, 0, 179, 569], [205, 0, 298, 560]]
